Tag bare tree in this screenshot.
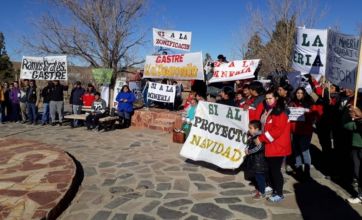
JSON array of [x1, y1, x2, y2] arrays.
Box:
[[23, 0, 147, 87], [241, 0, 327, 75]]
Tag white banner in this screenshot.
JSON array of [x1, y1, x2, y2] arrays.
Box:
[[288, 107, 309, 121], [292, 27, 328, 76], [357, 36, 362, 90], [147, 82, 176, 103], [153, 28, 191, 51], [208, 59, 260, 83], [180, 101, 249, 169], [20, 56, 68, 80], [144, 52, 204, 80], [326, 31, 360, 89], [113, 77, 127, 108]]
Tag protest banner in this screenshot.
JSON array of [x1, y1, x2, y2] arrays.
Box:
[[292, 27, 328, 76], [326, 31, 360, 89], [208, 59, 260, 83], [20, 56, 67, 80], [144, 52, 204, 80], [92, 68, 113, 85], [288, 107, 309, 121], [129, 81, 143, 101], [112, 77, 127, 108], [354, 36, 362, 107], [147, 82, 176, 103], [180, 101, 249, 169], [153, 28, 192, 51]]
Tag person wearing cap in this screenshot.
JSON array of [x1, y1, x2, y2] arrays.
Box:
[[69, 81, 85, 127], [49, 80, 68, 126], [86, 92, 107, 131]]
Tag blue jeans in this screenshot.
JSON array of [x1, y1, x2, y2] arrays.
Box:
[[72, 105, 82, 126], [0, 103, 3, 122], [118, 111, 131, 119], [255, 172, 266, 194], [41, 103, 50, 124], [293, 134, 312, 168], [27, 103, 37, 123]]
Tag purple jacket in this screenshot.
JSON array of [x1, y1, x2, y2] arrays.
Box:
[[10, 88, 21, 104]]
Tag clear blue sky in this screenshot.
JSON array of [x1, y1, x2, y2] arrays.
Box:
[[1, 0, 361, 64]]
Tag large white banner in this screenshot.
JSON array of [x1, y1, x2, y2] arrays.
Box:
[[147, 82, 176, 103], [326, 31, 360, 89], [208, 59, 260, 83], [153, 28, 191, 51], [144, 52, 204, 80], [180, 101, 249, 169], [292, 27, 328, 76], [20, 56, 68, 80], [357, 36, 362, 90]]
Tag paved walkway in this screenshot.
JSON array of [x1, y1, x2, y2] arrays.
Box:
[[0, 123, 362, 220]]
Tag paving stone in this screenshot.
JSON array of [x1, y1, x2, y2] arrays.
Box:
[[208, 176, 235, 183], [118, 162, 139, 167], [164, 166, 181, 171], [191, 203, 234, 220], [99, 161, 117, 168], [145, 190, 163, 198], [133, 214, 155, 220], [219, 182, 245, 189], [220, 189, 250, 196], [157, 206, 187, 219], [271, 213, 303, 220], [229, 204, 268, 219], [84, 167, 97, 176], [215, 197, 242, 204], [192, 193, 217, 201], [194, 183, 216, 191], [109, 186, 134, 194], [164, 193, 188, 199], [105, 197, 131, 209], [111, 213, 128, 220], [122, 192, 142, 199], [164, 199, 193, 207], [130, 142, 141, 147], [184, 215, 199, 220], [137, 180, 154, 189], [174, 179, 190, 192], [155, 176, 173, 182], [102, 178, 116, 186], [142, 200, 161, 212], [157, 182, 172, 191], [91, 210, 112, 220], [188, 173, 206, 182], [118, 173, 134, 179]]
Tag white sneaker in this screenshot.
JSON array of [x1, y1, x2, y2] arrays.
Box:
[[265, 186, 273, 194], [347, 197, 362, 204]]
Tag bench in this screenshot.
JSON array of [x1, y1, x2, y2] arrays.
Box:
[[64, 114, 118, 131]]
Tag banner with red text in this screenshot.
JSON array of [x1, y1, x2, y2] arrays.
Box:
[[143, 52, 204, 80], [153, 28, 192, 51], [208, 59, 260, 83], [180, 101, 249, 169]]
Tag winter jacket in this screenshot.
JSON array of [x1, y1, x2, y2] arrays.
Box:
[[249, 95, 264, 121], [0, 88, 4, 102], [82, 93, 95, 107], [342, 104, 362, 148], [116, 91, 136, 113], [91, 98, 107, 115], [70, 87, 85, 105], [245, 134, 267, 173], [26, 86, 37, 104], [50, 85, 67, 101], [216, 98, 235, 107], [19, 86, 28, 103], [258, 109, 292, 157], [41, 85, 52, 104], [289, 101, 321, 136], [9, 88, 21, 104]]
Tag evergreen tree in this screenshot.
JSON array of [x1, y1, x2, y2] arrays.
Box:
[[0, 32, 15, 82]]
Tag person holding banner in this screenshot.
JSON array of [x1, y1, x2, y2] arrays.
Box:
[[255, 90, 291, 203], [116, 85, 136, 128], [49, 80, 68, 126], [289, 87, 321, 180], [248, 81, 265, 121]]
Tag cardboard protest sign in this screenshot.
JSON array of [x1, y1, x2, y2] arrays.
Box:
[[92, 68, 113, 85], [153, 28, 192, 51], [180, 101, 249, 169], [112, 77, 127, 108], [288, 107, 309, 121], [147, 82, 176, 103], [144, 52, 204, 80], [208, 59, 260, 83], [326, 31, 360, 89], [20, 56, 67, 80], [292, 27, 328, 76], [129, 81, 143, 101]]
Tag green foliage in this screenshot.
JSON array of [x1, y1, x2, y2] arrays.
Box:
[[0, 32, 15, 82]]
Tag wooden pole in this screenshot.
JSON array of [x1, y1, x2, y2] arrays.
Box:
[[353, 36, 362, 108]]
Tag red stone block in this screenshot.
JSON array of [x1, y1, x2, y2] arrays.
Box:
[[0, 189, 28, 197], [47, 174, 72, 183], [28, 191, 61, 205], [32, 209, 47, 219], [0, 176, 27, 183]]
